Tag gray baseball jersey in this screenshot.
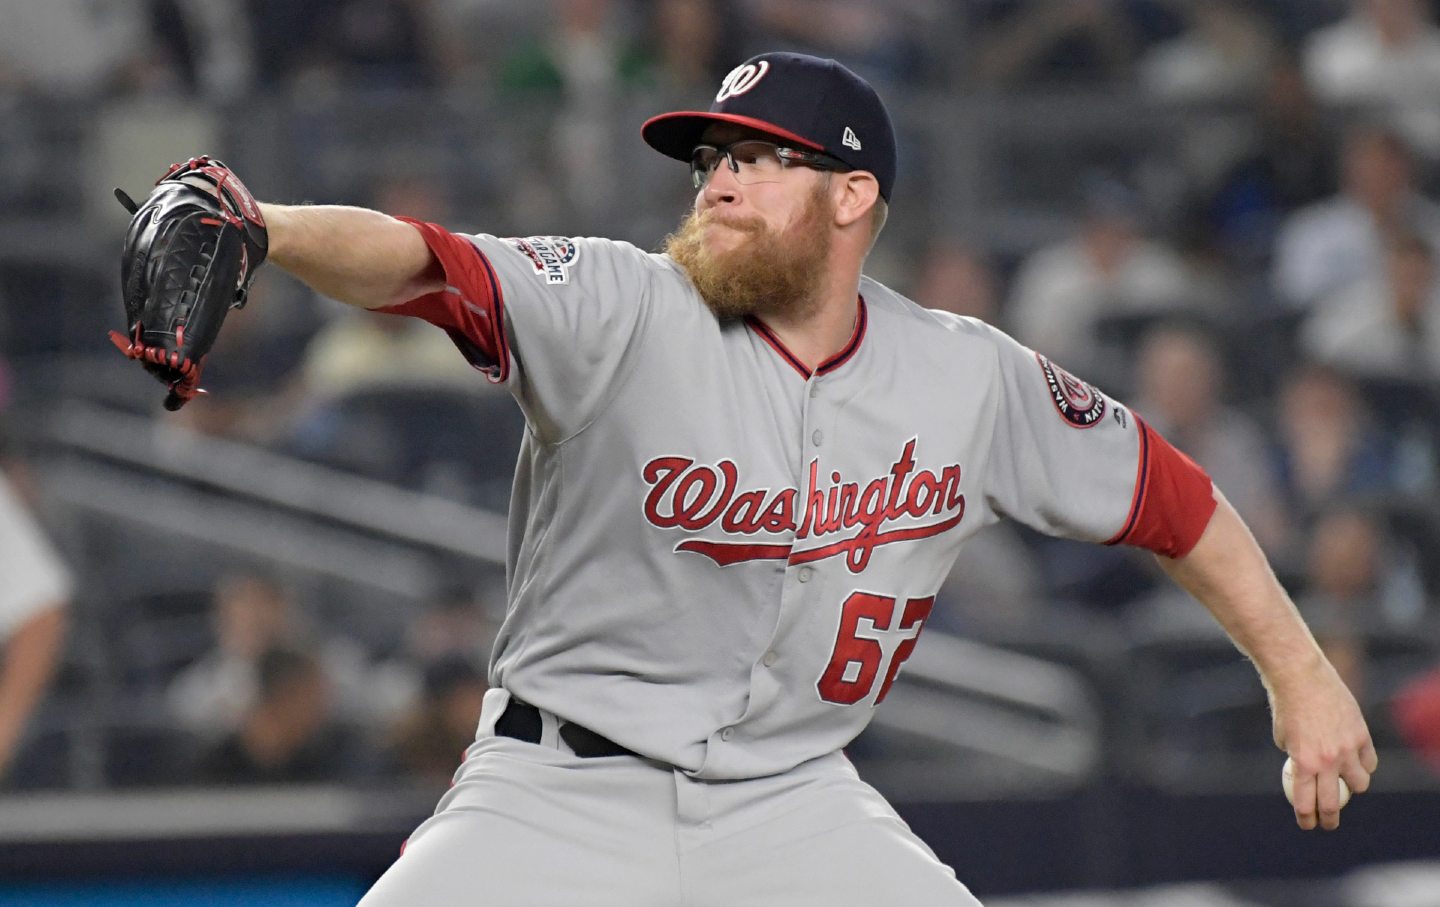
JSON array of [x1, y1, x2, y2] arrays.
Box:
[[381, 220, 1215, 781]]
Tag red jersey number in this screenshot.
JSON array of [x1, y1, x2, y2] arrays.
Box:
[[816, 591, 934, 705]]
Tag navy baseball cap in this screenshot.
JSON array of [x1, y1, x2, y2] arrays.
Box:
[[642, 52, 897, 201]]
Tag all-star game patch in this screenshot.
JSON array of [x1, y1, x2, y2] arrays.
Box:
[[1036, 353, 1107, 428], [507, 236, 580, 285]]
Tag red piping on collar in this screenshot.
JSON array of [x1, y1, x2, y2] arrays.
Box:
[[746, 296, 867, 379]]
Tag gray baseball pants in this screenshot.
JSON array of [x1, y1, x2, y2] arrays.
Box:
[[358, 688, 982, 906]]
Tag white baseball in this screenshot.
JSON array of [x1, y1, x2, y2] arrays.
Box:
[[1282, 756, 1351, 807]]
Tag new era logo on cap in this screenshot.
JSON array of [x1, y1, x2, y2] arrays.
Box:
[[641, 52, 897, 201]]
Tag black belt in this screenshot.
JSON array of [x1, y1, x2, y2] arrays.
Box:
[[495, 699, 638, 759]]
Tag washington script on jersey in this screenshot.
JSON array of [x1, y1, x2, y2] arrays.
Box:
[[641, 438, 966, 573]]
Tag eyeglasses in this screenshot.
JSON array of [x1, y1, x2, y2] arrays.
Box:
[[690, 140, 850, 190]]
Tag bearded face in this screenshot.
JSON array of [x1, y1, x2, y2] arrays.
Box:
[[663, 177, 834, 321]]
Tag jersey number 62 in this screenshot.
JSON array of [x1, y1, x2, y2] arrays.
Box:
[[816, 591, 934, 706]]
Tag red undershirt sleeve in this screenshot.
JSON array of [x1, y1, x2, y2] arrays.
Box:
[[374, 217, 510, 382], [1105, 417, 1217, 559]]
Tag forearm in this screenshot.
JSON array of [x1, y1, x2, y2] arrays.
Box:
[[0, 604, 67, 773], [259, 203, 444, 310], [1157, 489, 1376, 829], [1156, 490, 1325, 692]]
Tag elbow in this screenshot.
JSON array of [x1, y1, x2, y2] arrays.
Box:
[[371, 227, 446, 310], [379, 267, 446, 311]]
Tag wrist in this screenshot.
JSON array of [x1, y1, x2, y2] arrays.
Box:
[[1258, 642, 1329, 697], [259, 203, 309, 274]]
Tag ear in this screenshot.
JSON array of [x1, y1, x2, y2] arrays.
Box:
[[832, 172, 880, 230]]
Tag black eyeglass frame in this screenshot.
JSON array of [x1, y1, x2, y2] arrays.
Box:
[[689, 140, 852, 189]]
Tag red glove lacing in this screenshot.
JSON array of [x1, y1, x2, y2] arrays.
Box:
[[108, 324, 207, 409]]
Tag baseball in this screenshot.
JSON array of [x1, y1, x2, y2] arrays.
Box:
[[1282, 756, 1351, 807]]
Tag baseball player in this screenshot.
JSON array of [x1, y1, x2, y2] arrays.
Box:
[[0, 467, 71, 782], [139, 52, 1374, 905]]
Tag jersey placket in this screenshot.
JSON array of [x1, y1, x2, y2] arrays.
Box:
[[694, 301, 869, 776], [699, 369, 833, 776]]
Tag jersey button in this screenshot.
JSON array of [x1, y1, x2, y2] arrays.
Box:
[[809, 384, 819, 398], [811, 429, 824, 446], [720, 727, 735, 741], [797, 566, 814, 583], [762, 651, 778, 667]]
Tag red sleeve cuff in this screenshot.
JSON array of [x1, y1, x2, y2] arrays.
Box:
[[1106, 417, 1216, 558], [376, 218, 509, 382]]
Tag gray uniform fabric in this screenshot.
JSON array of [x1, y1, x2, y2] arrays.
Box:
[[442, 233, 1141, 778], [360, 687, 981, 906], [361, 232, 1146, 905]]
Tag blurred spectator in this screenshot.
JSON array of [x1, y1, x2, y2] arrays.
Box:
[[198, 645, 359, 784], [322, 0, 440, 89], [166, 570, 294, 738], [970, 0, 1139, 87], [498, 0, 651, 96], [0, 468, 70, 783], [497, 0, 654, 227], [910, 239, 1002, 323], [1271, 363, 1396, 519], [374, 585, 496, 786], [279, 371, 526, 508], [1305, 0, 1440, 98], [246, 0, 332, 93], [741, 0, 935, 87], [369, 168, 456, 226], [250, 0, 437, 93], [1188, 55, 1337, 268], [1272, 123, 1440, 310], [1265, 0, 1354, 45], [384, 655, 487, 786], [1132, 322, 1289, 553], [1006, 177, 1194, 380], [148, 0, 258, 102], [425, 0, 536, 90], [1295, 504, 1426, 698], [646, 0, 747, 93], [1393, 662, 1440, 773], [405, 585, 500, 665], [1303, 0, 1440, 155], [1138, 0, 1278, 103], [0, 0, 155, 98], [246, 0, 439, 94], [166, 569, 406, 740], [1302, 230, 1440, 378], [299, 310, 484, 398]]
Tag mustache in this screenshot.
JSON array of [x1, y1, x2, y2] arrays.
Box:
[[693, 209, 766, 235]]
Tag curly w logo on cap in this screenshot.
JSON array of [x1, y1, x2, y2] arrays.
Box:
[[643, 52, 898, 202]]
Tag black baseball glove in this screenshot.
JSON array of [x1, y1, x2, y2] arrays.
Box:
[[110, 156, 268, 410]]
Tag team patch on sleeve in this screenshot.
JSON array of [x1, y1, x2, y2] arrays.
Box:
[[506, 236, 580, 285], [1035, 353, 1107, 428]]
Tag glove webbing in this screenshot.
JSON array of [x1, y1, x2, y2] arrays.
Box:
[[107, 325, 206, 411]]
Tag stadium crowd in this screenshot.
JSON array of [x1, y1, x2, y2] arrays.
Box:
[[2, 0, 1440, 793]]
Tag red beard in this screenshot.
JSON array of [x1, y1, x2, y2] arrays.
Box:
[[663, 182, 834, 321]]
